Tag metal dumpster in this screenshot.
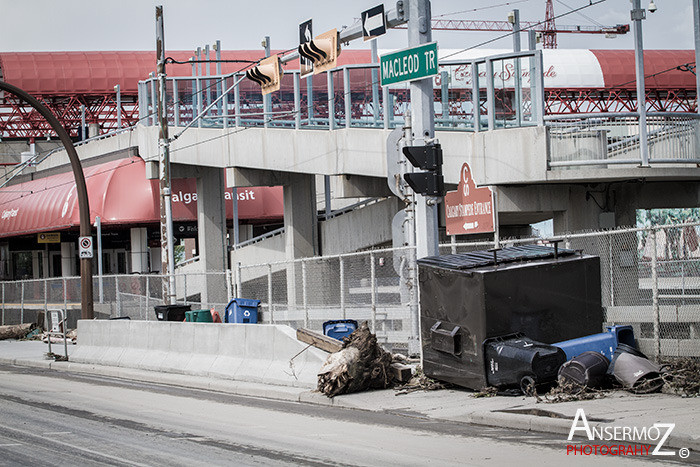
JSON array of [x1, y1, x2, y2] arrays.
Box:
[[417, 244, 602, 390]]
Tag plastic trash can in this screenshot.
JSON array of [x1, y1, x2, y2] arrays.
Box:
[[225, 298, 260, 324], [185, 310, 214, 323], [484, 333, 567, 393], [154, 304, 191, 321], [323, 320, 358, 341], [558, 351, 610, 388], [553, 325, 635, 361]]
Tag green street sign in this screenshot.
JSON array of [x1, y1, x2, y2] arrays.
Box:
[[380, 42, 438, 86]]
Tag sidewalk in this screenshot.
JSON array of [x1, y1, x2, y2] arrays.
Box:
[[1, 339, 698, 453]]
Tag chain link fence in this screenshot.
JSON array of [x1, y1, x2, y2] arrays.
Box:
[[2, 223, 699, 358]]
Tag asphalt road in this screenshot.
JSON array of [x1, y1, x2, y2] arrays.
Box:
[[0, 364, 693, 466]]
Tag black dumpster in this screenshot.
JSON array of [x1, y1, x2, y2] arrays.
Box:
[[154, 304, 191, 321], [418, 244, 602, 390]]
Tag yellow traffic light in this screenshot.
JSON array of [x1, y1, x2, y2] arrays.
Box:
[[298, 28, 340, 74], [245, 55, 282, 95]]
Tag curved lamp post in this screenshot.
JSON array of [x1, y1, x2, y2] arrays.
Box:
[[0, 80, 94, 319]]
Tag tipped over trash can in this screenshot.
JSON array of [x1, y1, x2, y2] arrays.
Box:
[[154, 304, 191, 321]]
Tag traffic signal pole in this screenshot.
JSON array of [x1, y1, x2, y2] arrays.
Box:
[[407, 0, 439, 258]]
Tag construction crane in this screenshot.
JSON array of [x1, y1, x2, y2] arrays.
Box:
[[418, 0, 629, 49]]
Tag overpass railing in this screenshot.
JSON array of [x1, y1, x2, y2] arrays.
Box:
[[137, 50, 544, 133], [546, 112, 700, 167]]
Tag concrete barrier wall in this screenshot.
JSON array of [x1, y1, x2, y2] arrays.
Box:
[[71, 320, 329, 388]]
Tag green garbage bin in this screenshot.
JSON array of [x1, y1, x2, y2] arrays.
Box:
[[185, 310, 213, 322]]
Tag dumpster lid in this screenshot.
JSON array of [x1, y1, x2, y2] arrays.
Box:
[[417, 244, 579, 270]]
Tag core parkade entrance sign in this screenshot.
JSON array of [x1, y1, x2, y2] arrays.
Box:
[[380, 42, 438, 86]]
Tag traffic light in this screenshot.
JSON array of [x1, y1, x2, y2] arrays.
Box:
[[298, 28, 339, 74], [403, 144, 445, 197], [245, 55, 282, 95]]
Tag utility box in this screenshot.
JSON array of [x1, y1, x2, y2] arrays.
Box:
[[418, 245, 602, 391]]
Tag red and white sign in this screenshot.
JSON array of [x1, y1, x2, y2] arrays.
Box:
[[445, 162, 495, 236]]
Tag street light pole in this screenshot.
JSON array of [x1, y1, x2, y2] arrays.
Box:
[[631, 0, 650, 166]]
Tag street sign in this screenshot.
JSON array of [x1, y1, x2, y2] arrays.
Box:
[[444, 163, 495, 235], [38, 232, 60, 243], [380, 42, 438, 86], [299, 19, 313, 78], [362, 5, 386, 41], [78, 236, 93, 258]]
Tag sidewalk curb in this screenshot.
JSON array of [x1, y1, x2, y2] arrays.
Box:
[[3, 356, 698, 453]]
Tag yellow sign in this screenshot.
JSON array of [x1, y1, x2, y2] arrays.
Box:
[[38, 232, 60, 243]]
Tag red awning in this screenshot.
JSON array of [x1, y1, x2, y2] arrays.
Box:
[[0, 157, 283, 238]]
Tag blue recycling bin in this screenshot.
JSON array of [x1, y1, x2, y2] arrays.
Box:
[[323, 319, 358, 341], [553, 325, 636, 361], [225, 298, 260, 324]]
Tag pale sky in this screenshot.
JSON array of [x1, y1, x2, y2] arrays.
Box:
[[0, 0, 695, 54]]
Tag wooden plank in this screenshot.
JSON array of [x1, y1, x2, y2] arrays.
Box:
[[296, 328, 343, 354], [390, 362, 413, 383]]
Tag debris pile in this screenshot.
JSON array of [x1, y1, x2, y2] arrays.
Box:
[[661, 358, 700, 397], [395, 366, 449, 395]]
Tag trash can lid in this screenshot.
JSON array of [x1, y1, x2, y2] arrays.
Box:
[[227, 298, 261, 308], [417, 244, 579, 271]]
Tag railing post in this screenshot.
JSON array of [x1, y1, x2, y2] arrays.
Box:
[[328, 71, 335, 130], [307, 75, 314, 125], [471, 61, 481, 132], [344, 67, 351, 129], [234, 73, 241, 128], [196, 78, 203, 128], [236, 262, 242, 298], [440, 70, 449, 128], [340, 256, 346, 319], [222, 77, 228, 129], [293, 72, 301, 130], [302, 259, 308, 328], [533, 51, 545, 126], [382, 85, 390, 129], [267, 264, 274, 324], [651, 227, 661, 358], [609, 235, 615, 307], [485, 59, 496, 130], [370, 252, 376, 333]]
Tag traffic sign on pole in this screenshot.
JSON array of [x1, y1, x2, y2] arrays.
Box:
[[444, 163, 495, 236], [362, 5, 387, 41], [299, 19, 314, 78], [79, 236, 94, 258], [380, 42, 438, 86]]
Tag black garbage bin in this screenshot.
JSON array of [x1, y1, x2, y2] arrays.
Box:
[[418, 244, 602, 390], [154, 304, 191, 321], [484, 333, 566, 392]]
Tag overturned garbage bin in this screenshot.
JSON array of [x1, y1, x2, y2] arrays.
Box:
[[154, 304, 191, 321], [554, 325, 635, 361], [418, 244, 602, 391], [225, 298, 260, 324]]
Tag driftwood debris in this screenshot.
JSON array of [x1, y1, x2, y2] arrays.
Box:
[[317, 321, 394, 397], [296, 328, 343, 353], [0, 323, 35, 341]]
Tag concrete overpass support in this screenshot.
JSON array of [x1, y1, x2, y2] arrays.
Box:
[[196, 167, 228, 307], [130, 227, 149, 273]]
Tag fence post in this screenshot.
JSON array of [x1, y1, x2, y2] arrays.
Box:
[[370, 252, 376, 333], [1, 282, 4, 325], [267, 264, 273, 324], [145, 275, 150, 320], [651, 227, 661, 358], [608, 234, 615, 307], [340, 256, 346, 319], [20, 282, 24, 324], [44, 279, 48, 317], [183, 273, 188, 305], [115, 276, 120, 316], [63, 277, 68, 315], [302, 259, 308, 328], [236, 262, 242, 298]]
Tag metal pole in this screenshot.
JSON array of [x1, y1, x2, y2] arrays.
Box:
[[382, 85, 390, 129], [267, 264, 273, 324], [324, 176, 332, 220], [440, 71, 449, 126], [80, 105, 86, 140], [651, 227, 660, 358], [63, 277, 68, 316], [511, 9, 522, 127], [344, 67, 351, 128], [371, 40, 380, 126], [327, 71, 335, 130], [694, 0, 700, 114], [1, 283, 4, 325], [307, 74, 314, 125], [236, 262, 242, 298], [156, 5, 176, 305], [145, 275, 150, 320], [234, 73, 241, 127], [408, 0, 438, 259], [486, 59, 496, 130], [20, 282, 24, 324], [232, 188, 239, 245], [294, 72, 301, 129], [173, 80, 180, 127], [302, 259, 308, 328], [631, 0, 650, 166], [339, 256, 346, 319], [114, 84, 122, 129], [493, 189, 500, 248], [471, 61, 480, 131], [263, 36, 271, 128], [115, 275, 120, 315], [95, 216, 103, 303], [370, 252, 376, 333]]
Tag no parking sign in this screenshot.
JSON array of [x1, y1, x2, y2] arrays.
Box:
[[78, 236, 93, 258]]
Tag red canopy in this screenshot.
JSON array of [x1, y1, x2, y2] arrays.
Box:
[[0, 157, 283, 238]]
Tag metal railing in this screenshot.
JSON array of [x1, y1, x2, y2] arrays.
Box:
[[3, 222, 699, 358], [546, 112, 700, 167], [137, 51, 545, 134]]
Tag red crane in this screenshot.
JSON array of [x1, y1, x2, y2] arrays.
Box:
[[424, 0, 629, 49]]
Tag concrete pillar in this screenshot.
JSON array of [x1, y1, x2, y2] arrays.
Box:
[[60, 242, 76, 277], [284, 174, 318, 307], [130, 227, 149, 273], [196, 167, 228, 307]]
